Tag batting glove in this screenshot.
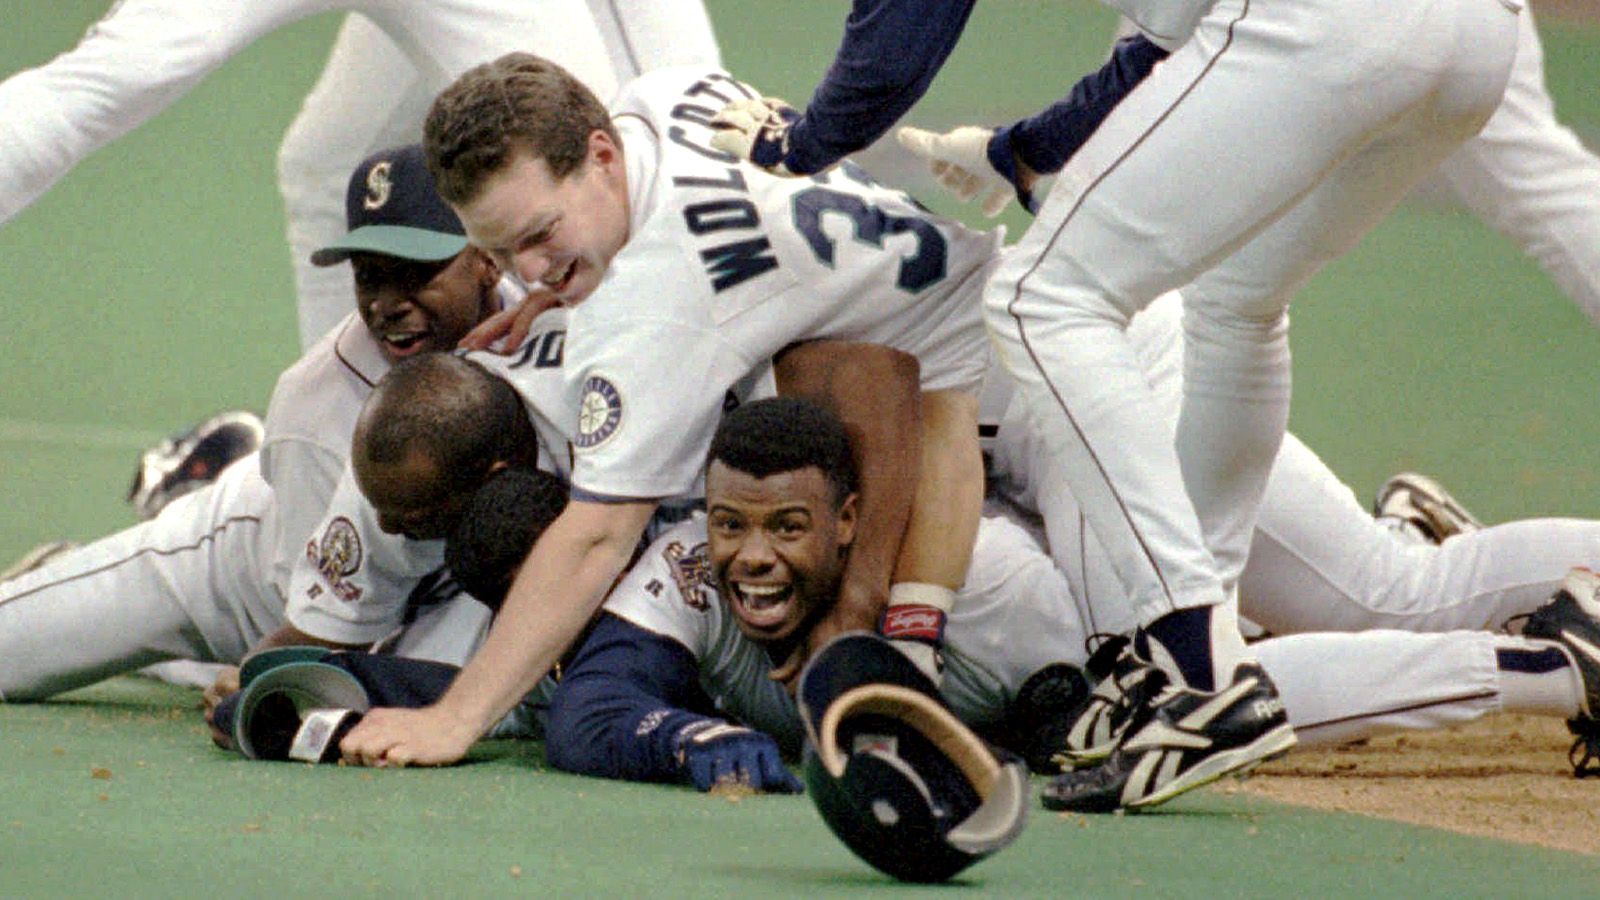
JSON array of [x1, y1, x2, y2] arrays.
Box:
[[895, 125, 1036, 217], [710, 97, 802, 176], [673, 719, 803, 793]]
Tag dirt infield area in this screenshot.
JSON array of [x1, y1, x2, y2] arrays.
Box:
[[1236, 714, 1600, 855]]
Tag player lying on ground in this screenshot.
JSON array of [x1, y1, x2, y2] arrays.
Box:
[[202, 335, 926, 752], [336, 53, 1017, 766], [499, 399, 1600, 810], [0, 144, 517, 702], [318, 192, 1600, 775]]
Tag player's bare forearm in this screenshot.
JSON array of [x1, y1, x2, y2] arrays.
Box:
[[340, 499, 657, 766], [893, 389, 982, 590], [770, 341, 922, 685], [775, 340, 922, 612]]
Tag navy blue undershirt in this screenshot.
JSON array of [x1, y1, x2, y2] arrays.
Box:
[[783, 0, 1168, 190]]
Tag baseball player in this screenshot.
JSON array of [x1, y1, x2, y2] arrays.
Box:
[[0, 0, 720, 349], [337, 55, 1012, 767], [307, 325, 929, 689], [0, 143, 513, 701], [1073, 10, 1600, 324], [326, 327, 1600, 799], [709, 0, 1523, 803], [527, 397, 1600, 808]]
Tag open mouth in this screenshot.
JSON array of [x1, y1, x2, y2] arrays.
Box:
[[543, 260, 577, 296], [729, 581, 795, 631], [381, 328, 431, 358]]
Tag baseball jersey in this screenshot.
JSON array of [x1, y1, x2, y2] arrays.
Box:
[[594, 511, 1087, 747], [562, 66, 1002, 502], [284, 308, 576, 646]]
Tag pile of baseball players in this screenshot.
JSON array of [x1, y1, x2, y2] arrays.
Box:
[[5, 0, 1600, 882]]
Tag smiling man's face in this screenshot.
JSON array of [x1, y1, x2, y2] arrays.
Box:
[[351, 249, 498, 364], [455, 134, 631, 307], [705, 461, 857, 646]]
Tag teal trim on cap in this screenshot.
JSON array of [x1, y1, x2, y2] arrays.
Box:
[[310, 224, 468, 266]]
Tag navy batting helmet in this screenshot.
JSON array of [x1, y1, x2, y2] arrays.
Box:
[[797, 633, 1029, 882]]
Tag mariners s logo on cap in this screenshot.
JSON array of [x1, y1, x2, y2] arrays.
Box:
[[310, 144, 468, 266], [363, 160, 393, 210], [577, 375, 624, 448]]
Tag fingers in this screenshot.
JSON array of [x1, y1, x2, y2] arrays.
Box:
[[458, 307, 519, 352], [201, 666, 240, 713], [981, 186, 1011, 218], [502, 291, 560, 351], [760, 750, 804, 794], [895, 125, 937, 157], [339, 710, 407, 768]]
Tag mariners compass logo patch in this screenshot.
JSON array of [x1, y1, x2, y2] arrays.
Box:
[[577, 375, 623, 448]]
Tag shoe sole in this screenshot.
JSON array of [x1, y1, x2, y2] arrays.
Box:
[[1124, 723, 1298, 809], [1056, 741, 1117, 770]]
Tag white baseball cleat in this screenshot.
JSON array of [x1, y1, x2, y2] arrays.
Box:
[[1373, 471, 1483, 544]]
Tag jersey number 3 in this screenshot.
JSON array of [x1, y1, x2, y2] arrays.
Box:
[[792, 167, 948, 293]]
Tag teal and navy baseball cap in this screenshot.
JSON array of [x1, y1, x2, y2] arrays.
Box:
[[310, 143, 469, 266]]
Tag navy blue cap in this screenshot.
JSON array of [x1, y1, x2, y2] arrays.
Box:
[[310, 144, 468, 266]]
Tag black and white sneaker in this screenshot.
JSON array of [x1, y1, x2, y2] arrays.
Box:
[[1372, 472, 1483, 545], [1040, 661, 1296, 812], [1520, 567, 1600, 777], [127, 411, 264, 520], [1049, 634, 1161, 771]]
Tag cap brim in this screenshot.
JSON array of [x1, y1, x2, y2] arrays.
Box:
[[310, 225, 468, 266]]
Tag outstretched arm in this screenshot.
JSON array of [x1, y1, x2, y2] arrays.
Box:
[[770, 341, 922, 684], [711, 0, 976, 176], [340, 498, 657, 767], [897, 34, 1171, 216], [546, 613, 800, 792]]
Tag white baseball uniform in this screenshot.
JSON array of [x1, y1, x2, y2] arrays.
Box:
[[0, 0, 722, 349], [563, 66, 999, 504], [594, 512, 1568, 756], [0, 286, 521, 700], [284, 309, 576, 647], [983, 0, 1522, 640], [0, 452, 284, 700], [986, 293, 1600, 642], [1432, 7, 1600, 326], [1106, 8, 1600, 326]]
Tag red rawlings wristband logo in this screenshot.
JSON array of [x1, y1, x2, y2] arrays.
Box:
[[880, 604, 945, 643]]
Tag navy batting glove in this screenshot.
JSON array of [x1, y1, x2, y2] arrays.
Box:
[[673, 719, 803, 793]]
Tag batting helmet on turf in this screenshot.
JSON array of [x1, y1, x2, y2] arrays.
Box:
[[797, 632, 1029, 883], [231, 649, 372, 763], [223, 648, 461, 762]]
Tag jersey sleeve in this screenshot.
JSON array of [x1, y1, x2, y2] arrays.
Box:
[[992, 35, 1170, 179], [600, 519, 720, 653], [544, 612, 719, 784], [564, 313, 752, 501], [781, 0, 977, 175], [283, 465, 444, 646]]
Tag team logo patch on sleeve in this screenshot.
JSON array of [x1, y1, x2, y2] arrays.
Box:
[[304, 516, 363, 603], [663, 540, 714, 610], [576, 375, 623, 449]]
